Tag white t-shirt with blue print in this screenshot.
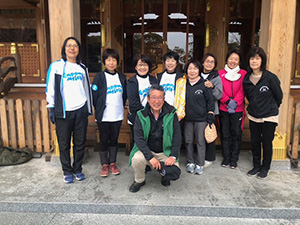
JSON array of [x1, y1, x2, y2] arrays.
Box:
[[159, 71, 176, 106], [62, 61, 87, 111], [102, 72, 124, 122], [137, 75, 151, 107]]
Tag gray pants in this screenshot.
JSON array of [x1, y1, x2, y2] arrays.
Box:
[[184, 121, 207, 166]]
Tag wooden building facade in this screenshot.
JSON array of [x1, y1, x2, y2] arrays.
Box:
[[0, 0, 300, 162]]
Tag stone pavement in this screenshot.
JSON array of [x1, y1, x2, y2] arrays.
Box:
[[0, 149, 300, 225]]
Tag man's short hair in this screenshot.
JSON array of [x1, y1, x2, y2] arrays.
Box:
[[147, 84, 165, 96]]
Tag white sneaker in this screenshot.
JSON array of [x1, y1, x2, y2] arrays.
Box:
[[204, 160, 213, 168], [186, 163, 195, 173], [195, 165, 203, 175]]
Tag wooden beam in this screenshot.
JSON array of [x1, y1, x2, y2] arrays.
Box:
[[260, 0, 297, 136], [251, 0, 258, 47], [0, 0, 36, 8], [185, 0, 190, 65], [141, 0, 145, 54], [163, 0, 167, 56], [48, 0, 81, 62], [292, 102, 300, 159]]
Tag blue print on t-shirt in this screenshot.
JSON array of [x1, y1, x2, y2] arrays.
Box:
[[107, 85, 123, 94], [161, 83, 175, 93], [139, 87, 150, 99], [64, 72, 84, 81]]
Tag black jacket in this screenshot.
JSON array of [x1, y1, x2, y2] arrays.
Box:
[[127, 74, 157, 124], [185, 79, 215, 122], [157, 70, 183, 89], [92, 70, 127, 122], [134, 102, 181, 161], [243, 70, 283, 118]]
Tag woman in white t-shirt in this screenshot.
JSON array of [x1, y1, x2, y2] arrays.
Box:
[[92, 48, 127, 177], [157, 51, 183, 106], [127, 54, 157, 146], [46, 37, 93, 183]]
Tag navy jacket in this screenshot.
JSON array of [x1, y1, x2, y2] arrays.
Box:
[[92, 70, 127, 122], [127, 74, 157, 124]]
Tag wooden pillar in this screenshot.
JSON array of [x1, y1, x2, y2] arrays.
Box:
[[204, 0, 229, 69], [35, 0, 48, 82], [259, 0, 297, 158], [100, 0, 124, 72], [48, 0, 81, 62]]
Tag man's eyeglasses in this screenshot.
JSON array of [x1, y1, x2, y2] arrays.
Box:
[[149, 96, 164, 100], [66, 44, 79, 49]]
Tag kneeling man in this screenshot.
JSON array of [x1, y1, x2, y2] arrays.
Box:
[[129, 84, 181, 192]]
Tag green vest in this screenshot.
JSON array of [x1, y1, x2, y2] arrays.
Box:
[[129, 107, 177, 166]]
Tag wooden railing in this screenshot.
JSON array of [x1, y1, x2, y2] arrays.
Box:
[[0, 55, 21, 98], [0, 98, 52, 152]]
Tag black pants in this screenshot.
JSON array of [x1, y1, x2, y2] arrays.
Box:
[[249, 120, 277, 171], [219, 111, 243, 166], [56, 104, 88, 175], [130, 124, 134, 150], [97, 121, 122, 165], [205, 119, 218, 162]]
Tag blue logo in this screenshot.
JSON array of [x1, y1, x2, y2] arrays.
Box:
[[107, 85, 123, 94], [92, 84, 98, 91], [161, 83, 175, 93], [64, 72, 84, 81], [139, 87, 150, 99]]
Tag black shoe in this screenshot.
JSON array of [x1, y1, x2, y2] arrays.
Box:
[[257, 170, 269, 179], [145, 165, 151, 174], [247, 167, 260, 176], [230, 163, 237, 169], [221, 160, 229, 168], [230, 165, 238, 169], [129, 181, 146, 192], [161, 176, 171, 187]]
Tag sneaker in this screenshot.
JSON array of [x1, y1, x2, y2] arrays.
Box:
[[74, 173, 85, 181], [221, 160, 229, 168], [194, 165, 203, 175], [221, 163, 229, 168], [204, 160, 213, 168], [257, 170, 269, 179], [186, 163, 195, 173], [100, 164, 109, 177], [109, 163, 120, 175], [247, 167, 260, 176], [230, 163, 238, 170], [63, 174, 74, 183]]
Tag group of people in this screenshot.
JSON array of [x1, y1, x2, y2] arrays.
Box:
[[46, 37, 283, 193]]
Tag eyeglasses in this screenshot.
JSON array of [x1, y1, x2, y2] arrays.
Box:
[[204, 60, 215, 64], [66, 44, 79, 49], [137, 63, 149, 68], [149, 96, 164, 101]]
